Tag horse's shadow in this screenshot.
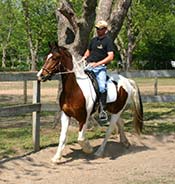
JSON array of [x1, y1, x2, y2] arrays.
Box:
[[63, 140, 150, 162]]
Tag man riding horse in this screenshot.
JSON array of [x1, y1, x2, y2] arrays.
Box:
[[83, 20, 115, 122]]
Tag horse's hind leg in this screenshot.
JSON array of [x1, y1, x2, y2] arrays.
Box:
[[94, 114, 119, 157], [51, 112, 70, 163], [117, 118, 130, 148]]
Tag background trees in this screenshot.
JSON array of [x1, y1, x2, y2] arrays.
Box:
[[0, 0, 175, 71], [21, 0, 57, 70], [0, 0, 57, 71]]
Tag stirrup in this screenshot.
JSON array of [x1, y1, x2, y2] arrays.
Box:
[[99, 110, 108, 122]]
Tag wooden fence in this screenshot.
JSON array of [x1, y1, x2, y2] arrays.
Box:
[[0, 70, 175, 151]]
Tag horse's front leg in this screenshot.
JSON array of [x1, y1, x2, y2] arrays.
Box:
[[51, 112, 70, 163], [78, 118, 93, 154]]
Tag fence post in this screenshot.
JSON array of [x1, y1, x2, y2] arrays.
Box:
[[23, 80, 27, 104], [154, 77, 158, 96], [32, 80, 41, 152]]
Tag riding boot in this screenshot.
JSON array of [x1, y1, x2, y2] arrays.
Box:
[[99, 92, 108, 122]]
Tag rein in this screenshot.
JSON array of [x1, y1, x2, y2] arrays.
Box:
[[43, 57, 86, 75], [55, 69, 75, 75]]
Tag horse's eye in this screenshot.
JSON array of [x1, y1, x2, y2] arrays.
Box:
[[52, 57, 57, 61]]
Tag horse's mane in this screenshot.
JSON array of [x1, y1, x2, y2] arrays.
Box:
[[72, 55, 87, 78], [59, 47, 73, 60], [49, 42, 87, 78], [49, 42, 72, 58]]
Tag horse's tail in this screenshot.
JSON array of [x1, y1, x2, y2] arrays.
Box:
[[129, 79, 143, 134]]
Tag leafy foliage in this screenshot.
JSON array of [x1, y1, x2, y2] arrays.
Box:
[[0, 0, 175, 70], [0, 0, 57, 70], [118, 0, 175, 70]]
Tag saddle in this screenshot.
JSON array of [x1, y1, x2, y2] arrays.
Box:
[[84, 70, 118, 113]]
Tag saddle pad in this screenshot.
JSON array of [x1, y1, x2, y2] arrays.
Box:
[[76, 75, 117, 104], [107, 79, 117, 103]]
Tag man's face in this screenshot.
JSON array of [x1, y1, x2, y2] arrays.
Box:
[[96, 27, 107, 37]]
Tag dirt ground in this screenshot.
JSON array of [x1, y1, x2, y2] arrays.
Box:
[[0, 132, 175, 184], [0, 80, 175, 184]]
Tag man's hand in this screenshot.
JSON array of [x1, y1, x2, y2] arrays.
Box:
[[88, 62, 99, 67]]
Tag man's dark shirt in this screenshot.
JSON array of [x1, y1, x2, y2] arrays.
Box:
[[86, 35, 114, 64]]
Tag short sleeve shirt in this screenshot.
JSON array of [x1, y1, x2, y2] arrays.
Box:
[[86, 35, 114, 63]]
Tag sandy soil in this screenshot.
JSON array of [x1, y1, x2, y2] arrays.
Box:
[[0, 133, 175, 184]]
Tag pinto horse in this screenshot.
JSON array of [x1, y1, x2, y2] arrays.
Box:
[[37, 43, 143, 163]]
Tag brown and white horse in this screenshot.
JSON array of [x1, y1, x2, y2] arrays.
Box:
[[37, 43, 143, 163]]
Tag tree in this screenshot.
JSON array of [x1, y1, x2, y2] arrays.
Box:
[[116, 0, 175, 70], [0, 0, 16, 67], [56, 0, 131, 57], [21, 0, 57, 71]]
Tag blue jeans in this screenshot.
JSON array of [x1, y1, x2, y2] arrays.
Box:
[[86, 65, 107, 93]]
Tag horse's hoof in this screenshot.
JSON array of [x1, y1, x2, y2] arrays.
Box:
[[51, 157, 61, 163], [78, 140, 93, 154], [122, 141, 130, 148], [82, 147, 93, 154], [94, 151, 103, 158]]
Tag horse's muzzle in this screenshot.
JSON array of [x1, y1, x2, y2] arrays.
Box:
[[38, 74, 52, 82], [37, 69, 52, 82]]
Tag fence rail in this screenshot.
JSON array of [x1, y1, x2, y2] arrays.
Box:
[[0, 70, 175, 151]]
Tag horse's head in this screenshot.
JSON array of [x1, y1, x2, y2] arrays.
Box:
[[37, 42, 73, 82]]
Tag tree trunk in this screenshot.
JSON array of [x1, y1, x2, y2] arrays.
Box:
[[1, 23, 12, 68], [109, 0, 132, 40], [96, 0, 113, 22], [22, 0, 38, 71], [2, 46, 6, 68], [30, 45, 38, 71], [115, 1, 144, 71]]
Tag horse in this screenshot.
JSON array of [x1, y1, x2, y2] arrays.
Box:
[[37, 42, 143, 163]]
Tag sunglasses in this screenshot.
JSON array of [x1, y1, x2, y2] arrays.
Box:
[[96, 27, 105, 30]]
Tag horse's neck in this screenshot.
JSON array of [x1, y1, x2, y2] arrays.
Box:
[[61, 56, 88, 93], [61, 73, 79, 93]]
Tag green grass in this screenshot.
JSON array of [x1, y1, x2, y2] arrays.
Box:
[[0, 102, 175, 160], [0, 123, 105, 160], [123, 102, 175, 134]]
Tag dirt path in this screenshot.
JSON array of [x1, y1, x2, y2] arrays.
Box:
[[0, 133, 175, 184]]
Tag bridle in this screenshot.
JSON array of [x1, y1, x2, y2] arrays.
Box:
[[42, 67, 52, 75], [40, 53, 86, 80], [42, 60, 74, 77]]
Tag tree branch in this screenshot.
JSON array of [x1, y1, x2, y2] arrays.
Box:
[[73, 0, 98, 55], [96, 0, 113, 22], [58, 0, 78, 33], [109, 0, 132, 40]]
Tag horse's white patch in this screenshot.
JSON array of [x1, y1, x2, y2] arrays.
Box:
[[106, 79, 117, 102], [47, 53, 53, 61], [77, 76, 118, 110], [37, 68, 43, 77], [77, 77, 96, 112]]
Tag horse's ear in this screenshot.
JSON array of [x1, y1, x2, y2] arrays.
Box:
[[55, 41, 59, 47], [48, 42, 59, 51], [48, 42, 52, 49]]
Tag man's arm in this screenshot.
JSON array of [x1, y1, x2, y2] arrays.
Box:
[[89, 51, 114, 67], [83, 49, 90, 59]]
